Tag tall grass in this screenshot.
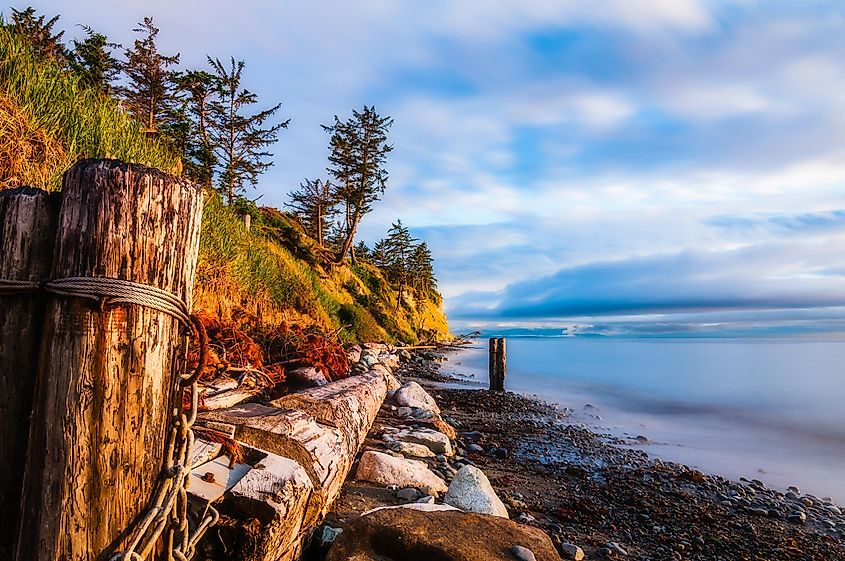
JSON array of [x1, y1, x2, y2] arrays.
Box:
[[0, 25, 178, 190]]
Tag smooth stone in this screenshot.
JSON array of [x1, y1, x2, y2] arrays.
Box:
[[394, 381, 440, 414], [468, 443, 484, 453], [398, 428, 454, 456], [388, 440, 436, 458], [397, 487, 422, 502], [510, 545, 536, 561], [559, 543, 585, 560], [356, 451, 448, 493], [444, 465, 509, 518]]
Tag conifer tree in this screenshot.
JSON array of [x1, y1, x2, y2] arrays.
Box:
[[69, 26, 120, 93], [382, 220, 416, 307], [175, 70, 217, 188], [354, 240, 371, 261], [286, 178, 337, 246], [207, 56, 288, 204], [409, 241, 436, 295], [10, 7, 66, 61], [323, 106, 393, 262], [118, 18, 179, 133]]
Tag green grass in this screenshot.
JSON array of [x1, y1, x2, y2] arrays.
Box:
[[0, 25, 178, 189]]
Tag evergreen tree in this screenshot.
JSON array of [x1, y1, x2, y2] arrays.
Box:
[[408, 241, 436, 295], [118, 18, 179, 133], [323, 106, 393, 262], [69, 25, 120, 93], [354, 240, 371, 261], [175, 70, 217, 188], [382, 220, 416, 307], [286, 178, 337, 246], [10, 7, 66, 61], [207, 56, 288, 204], [371, 239, 389, 269]]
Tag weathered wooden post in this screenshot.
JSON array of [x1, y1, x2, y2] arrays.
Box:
[[16, 160, 204, 561], [0, 188, 60, 561], [488, 337, 506, 391]]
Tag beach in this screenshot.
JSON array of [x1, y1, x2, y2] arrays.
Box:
[[320, 346, 845, 560]]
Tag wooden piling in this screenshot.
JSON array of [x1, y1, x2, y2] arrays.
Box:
[[488, 337, 506, 391], [0, 188, 59, 561], [16, 160, 204, 561]]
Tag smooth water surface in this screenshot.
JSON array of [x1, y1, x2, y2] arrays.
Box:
[[445, 337, 845, 503]]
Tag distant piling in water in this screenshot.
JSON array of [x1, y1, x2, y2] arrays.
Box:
[[488, 337, 506, 391]]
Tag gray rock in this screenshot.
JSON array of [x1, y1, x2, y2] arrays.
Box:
[[415, 495, 435, 504], [388, 440, 436, 458], [394, 381, 441, 414], [788, 511, 808, 523], [511, 545, 536, 561], [444, 465, 509, 518], [397, 487, 422, 501], [468, 443, 484, 453], [317, 525, 343, 547], [397, 428, 454, 455], [606, 542, 629, 556], [356, 451, 448, 493], [559, 543, 585, 560]]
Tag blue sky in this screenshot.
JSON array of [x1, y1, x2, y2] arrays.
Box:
[[34, 0, 845, 334]]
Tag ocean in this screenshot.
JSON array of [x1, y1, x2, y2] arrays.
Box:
[[444, 336, 845, 504]]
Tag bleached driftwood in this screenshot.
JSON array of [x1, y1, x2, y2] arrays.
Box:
[[271, 370, 387, 453]]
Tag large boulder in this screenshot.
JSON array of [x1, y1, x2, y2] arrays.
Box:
[[394, 381, 440, 414], [325, 507, 562, 561], [444, 465, 509, 518], [356, 451, 447, 493]]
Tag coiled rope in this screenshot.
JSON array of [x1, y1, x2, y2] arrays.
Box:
[[0, 276, 215, 561]]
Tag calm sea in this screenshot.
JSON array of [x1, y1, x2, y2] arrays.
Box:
[[444, 337, 845, 504]]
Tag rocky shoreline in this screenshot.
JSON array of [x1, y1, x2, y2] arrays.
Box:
[[314, 347, 845, 561]]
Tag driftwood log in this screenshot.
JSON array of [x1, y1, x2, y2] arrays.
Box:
[[0, 188, 59, 561], [16, 160, 204, 561]]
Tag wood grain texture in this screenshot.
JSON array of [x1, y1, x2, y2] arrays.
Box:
[[16, 160, 204, 561], [0, 188, 59, 561]]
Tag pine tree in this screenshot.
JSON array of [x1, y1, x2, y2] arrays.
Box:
[[354, 240, 371, 261], [409, 241, 436, 295], [118, 18, 180, 133], [207, 56, 288, 204], [323, 106, 393, 262], [10, 7, 66, 61], [175, 70, 217, 188], [286, 178, 337, 246], [382, 220, 416, 307], [371, 239, 389, 269], [69, 26, 120, 93]]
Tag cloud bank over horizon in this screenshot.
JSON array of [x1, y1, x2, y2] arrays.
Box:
[[33, 0, 845, 329]]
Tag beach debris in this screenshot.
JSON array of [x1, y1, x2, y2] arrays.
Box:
[[444, 465, 509, 518], [356, 450, 448, 493]]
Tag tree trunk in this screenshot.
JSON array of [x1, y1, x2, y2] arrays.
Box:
[[335, 214, 359, 263], [0, 188, 60, 561], [16, 160, 204, 561]]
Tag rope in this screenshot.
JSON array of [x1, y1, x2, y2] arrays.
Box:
[[0, 275, 215, 561]]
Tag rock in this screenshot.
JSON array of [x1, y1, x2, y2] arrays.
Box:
[[511, 545, 536, 561], [397, 487, 422, 501], [788, 511, 808, 524], [394, 381, 441, 414], [415, 495, 435, 504], [559, 543, 585, 560], [444, 465, 509, 518], [317, 525, 343, 548], [388, 440, 436, 458], [325, 507, 562, 561], [361, 351, 380, 368], [606, 542, 628, 556], [380, 353, 401, 370], [399, 349, 412, 362], [826, 505, 842, 515], [363, 502, 462, 516], [397, 406, 413, 417], [468, 443, 484, 453], [356, 451, 447, 493], [491, 447, 509, 460], [398, 428, 454, 456], [285, 366, 328, 388]]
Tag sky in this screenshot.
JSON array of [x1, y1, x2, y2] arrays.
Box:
[[31, 0, 845, 335]]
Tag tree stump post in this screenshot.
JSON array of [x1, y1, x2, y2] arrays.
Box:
[[488, 337, 506, 391], [0, 188, 60, 561], [16, 160, 204, 561]]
